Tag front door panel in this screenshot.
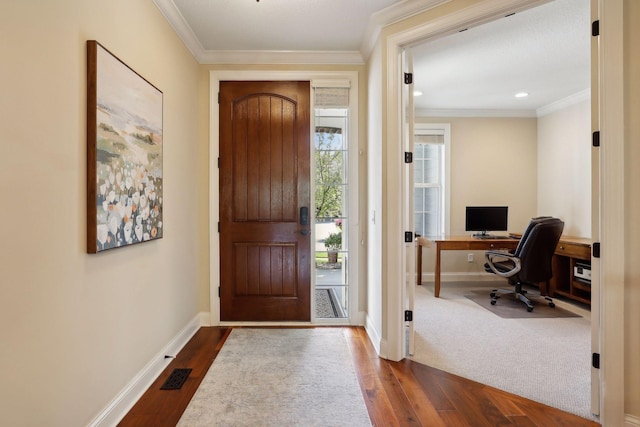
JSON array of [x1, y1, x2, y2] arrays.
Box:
[[219, 81, 311, 321]]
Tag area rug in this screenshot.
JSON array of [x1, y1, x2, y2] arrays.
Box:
[[410, 283, 595, 421], [464, 289, 581, 319], [177, 328, 372, 427]]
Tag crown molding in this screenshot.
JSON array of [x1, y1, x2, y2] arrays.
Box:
[[360, 0, 452, 60], [152, 0, 204, 60], [536, 89, 591, 117], [154, 0, 451, 65], [197, 50, 364, 65], [416, 108, 537, 118], [415, 88, 591, 119]]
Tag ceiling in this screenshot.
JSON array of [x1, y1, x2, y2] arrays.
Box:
[[411, 0, 590, 115], [154, 0, 591, 115]]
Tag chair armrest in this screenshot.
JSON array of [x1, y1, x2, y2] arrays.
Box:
[[485, 251, 521, 277]]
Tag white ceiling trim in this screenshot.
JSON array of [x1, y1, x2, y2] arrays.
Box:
[[197, 49, 364, 65], [536, 89, 591, 117], [360, 0, 452, 59], [153, 0, 204, 60], [415, 108, 537, 118], [154, 0, 453, 65], [416, 88, 591, 118]]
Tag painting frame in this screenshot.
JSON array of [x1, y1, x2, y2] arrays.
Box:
[[87, 40, 163, 253]]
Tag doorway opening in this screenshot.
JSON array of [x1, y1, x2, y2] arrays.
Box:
[[395, 0, 598, 420]]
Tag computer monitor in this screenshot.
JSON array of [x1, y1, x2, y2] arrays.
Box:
[[465, 206, 508, 237]]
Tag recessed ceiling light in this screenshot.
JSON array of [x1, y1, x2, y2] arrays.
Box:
[[413, 90, 423, 97], [515, 92, 529, 98]]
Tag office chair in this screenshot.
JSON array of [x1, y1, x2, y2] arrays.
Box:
[[484, 217, 564, 312]]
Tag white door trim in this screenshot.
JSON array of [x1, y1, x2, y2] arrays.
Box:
[[209, 70, 361, 326], [595, 0, 625, 424]]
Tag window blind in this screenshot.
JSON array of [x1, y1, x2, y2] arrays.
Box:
[[414, 134, 444, 144], [312, 80, 350, 108]]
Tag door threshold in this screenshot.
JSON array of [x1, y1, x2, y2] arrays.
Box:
[[219, 321, 314, 327]]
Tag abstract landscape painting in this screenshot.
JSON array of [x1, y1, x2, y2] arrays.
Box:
[[87, 41, 163, 253]]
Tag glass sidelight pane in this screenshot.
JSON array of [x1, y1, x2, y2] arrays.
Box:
[[314, 107, 349, 319]]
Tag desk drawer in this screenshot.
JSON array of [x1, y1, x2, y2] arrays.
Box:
[[439, 241, 519, 251], [555, 241, 590, 259]]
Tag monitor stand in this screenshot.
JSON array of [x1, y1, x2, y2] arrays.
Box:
[[472, 231, 491, 238]]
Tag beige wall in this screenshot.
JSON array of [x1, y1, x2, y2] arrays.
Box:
[[0, 1, 201, 425], [538, 100, 591, 237], [416, 117, 538, 275], [624, 0, 640, 418]]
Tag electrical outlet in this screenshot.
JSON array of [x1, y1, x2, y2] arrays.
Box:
[[467, 253, 474, 262]]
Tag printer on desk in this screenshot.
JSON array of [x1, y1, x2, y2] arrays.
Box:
[[574, 261, 592, 283]]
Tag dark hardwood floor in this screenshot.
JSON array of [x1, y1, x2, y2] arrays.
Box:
[[119, 327, 600, 427]]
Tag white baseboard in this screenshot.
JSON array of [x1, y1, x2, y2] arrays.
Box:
[[199, 311, 211, 327], [626, 414, 640, 426], [88, 312, 209, 427], [364, 314, 381, 356]]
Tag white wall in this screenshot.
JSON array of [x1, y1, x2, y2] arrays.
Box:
[[366, 42, 384, 348], [538, 99, 592, 237], [0, 1, 201, 425]]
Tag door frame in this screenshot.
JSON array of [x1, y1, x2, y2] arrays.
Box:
[[384, 0, 624, 424], [209, 70, 361, 326]]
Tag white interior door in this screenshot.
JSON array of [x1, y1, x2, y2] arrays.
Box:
[[589, 0, 600, 416], [402, 48, 416, 356]]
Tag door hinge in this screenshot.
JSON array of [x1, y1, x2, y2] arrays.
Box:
[[218, 287, 221, 297], [404, 72, 413, 85], [218, 222, 220, 233], [405, 310, 413, 321], [218, 92, 220, 104], [592, 20, 600, 37], [218, 157, 220, 168], [593, 242, 600, 258], [404, 152, 413, 163], [404, 231, 414, 243], [592, 131, 600, 147], [592, 352, 600, 369]]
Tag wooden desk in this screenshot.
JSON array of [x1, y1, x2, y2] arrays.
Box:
[[417, 234, 592, 302], [417, 235, 519, 297], [549, 236, 592, 305]]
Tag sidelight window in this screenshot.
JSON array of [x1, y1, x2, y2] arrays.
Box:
[[313, 85, 350, 319]]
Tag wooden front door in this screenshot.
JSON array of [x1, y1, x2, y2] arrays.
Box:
[[219, 81, 311, 321]]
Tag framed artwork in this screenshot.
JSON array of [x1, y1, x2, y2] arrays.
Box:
[[86, 41, 163, 253]]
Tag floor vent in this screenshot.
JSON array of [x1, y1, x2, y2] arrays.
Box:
[[160, 368, 192, 390]]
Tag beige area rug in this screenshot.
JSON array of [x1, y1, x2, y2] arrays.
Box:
[[411, 283, 596, 421], [465, 288, 581, 319], [177, 328, 372, 427]]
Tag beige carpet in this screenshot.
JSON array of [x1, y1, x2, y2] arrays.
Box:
[[410, 282, 595, 421], [464, 288, 581, 318], [177, 328, 372, 427]]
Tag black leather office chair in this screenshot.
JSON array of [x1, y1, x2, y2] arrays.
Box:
[[484, 217, 564, 312]]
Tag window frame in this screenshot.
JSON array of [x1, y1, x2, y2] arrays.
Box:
[[414, 123, 451, 237]]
